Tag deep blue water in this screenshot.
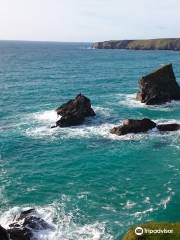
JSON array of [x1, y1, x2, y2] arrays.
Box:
[[0, 41, 180, 240]]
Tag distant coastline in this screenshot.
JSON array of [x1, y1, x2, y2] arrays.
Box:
[[92, 38, 180, 51]]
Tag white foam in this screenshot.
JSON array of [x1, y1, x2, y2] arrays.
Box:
[[124, 200, 136, 209], [93, 106, 112, 117], [25, 116, 180, 141], [118, 93, 145, 108], [26, 126, 57, 138], [26, 121, 150, 141], [33, 110, 60, 123], [118, 93, 180, 111], [131, 187, 174, 220], [155, 119, 180, 125], [131, 207, 155, 220], [157, 188, 174, 210], [143, 197, 150, 204], [160, 196, 171, 209], [23, 106, 180, 141], [24, 107, 118, 140], [0, 204, 113, 240]]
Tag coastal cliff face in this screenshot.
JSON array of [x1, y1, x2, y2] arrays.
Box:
[[92, 38, 180, 50]]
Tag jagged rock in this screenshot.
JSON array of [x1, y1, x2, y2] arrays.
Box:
[[56, 112, 84, 127], [157, 123, 180, 131], [9, 216, 53, 231], [110, 118, 156, 136], [6, 209, 55, 240], [0, 225, 9, 240], [136, 64, 180, 105], [55, 94, 96, 127]]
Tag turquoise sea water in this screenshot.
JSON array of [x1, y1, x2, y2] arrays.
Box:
[[0, 41, 180, 240]]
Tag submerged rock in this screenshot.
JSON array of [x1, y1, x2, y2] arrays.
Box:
[[136, 64, 180, 105], [110, 118, 156, 136], [0, 225, 9, 240], [55, 94, 96, 127], [157, 123, 180, 132]]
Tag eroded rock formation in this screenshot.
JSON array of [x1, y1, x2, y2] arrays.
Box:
[[110, 118, 156, 135], [136, 64, 180, 105], [110, 119, 180, 136], [54, 94, 96, 127]]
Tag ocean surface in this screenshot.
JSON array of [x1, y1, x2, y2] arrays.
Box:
[[0, 41, 180, 240]]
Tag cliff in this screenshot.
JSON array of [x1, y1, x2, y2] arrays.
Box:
[[92, 38, 180, 51]]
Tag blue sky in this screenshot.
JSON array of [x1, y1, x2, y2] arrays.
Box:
[[0, 0, 179, 42]]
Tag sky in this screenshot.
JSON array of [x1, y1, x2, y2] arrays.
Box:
[[0, 0, 179, 42]]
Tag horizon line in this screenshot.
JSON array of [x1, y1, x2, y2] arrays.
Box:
[[0, 37, 180, 44], [0, 39, 91, 44]]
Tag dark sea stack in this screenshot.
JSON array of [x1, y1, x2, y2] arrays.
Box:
[[92, 38, 180, 51], [55, 94, 96, 127], [0, 225, 9, 240], [136, 64, 180, 105], [157, 123, 180, 132], [110, 118, 156, 136]]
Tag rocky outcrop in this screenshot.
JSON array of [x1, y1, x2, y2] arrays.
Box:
[[110, 119, 180, 136], [0, 225, 9, 240], [136, 64, 180, 105], [110, 118, 156, 135], [92, 38, 180, 51], [157, 123, 180, 132], [54, 94, 96, 127], [0, 209, 55, 240]]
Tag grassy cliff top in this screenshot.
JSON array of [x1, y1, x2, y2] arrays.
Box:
[[123, 222, 180, 240], [92, 38, 180, 51]]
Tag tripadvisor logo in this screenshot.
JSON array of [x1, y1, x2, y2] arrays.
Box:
[[135, 227, 143, 236], [135, 226, 174, 236]]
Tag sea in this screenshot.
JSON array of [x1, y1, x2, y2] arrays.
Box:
[[0, 41, 180, 240]]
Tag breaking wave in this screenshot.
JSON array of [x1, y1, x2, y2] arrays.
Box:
[[25, 109, 180, 141], [118, 93, 180, 111], [24, 107, 121, 140], [0, 202, 113, 240]]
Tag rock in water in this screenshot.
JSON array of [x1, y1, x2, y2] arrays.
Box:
[[110, 118, 156, 136], [7, 228, 32, 240], [6, 209, 55, 240], [55, 94, 96, 127], [0, 225, 9, 240], [136, 64, 180, 105], [157, 123, 180, 131]]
